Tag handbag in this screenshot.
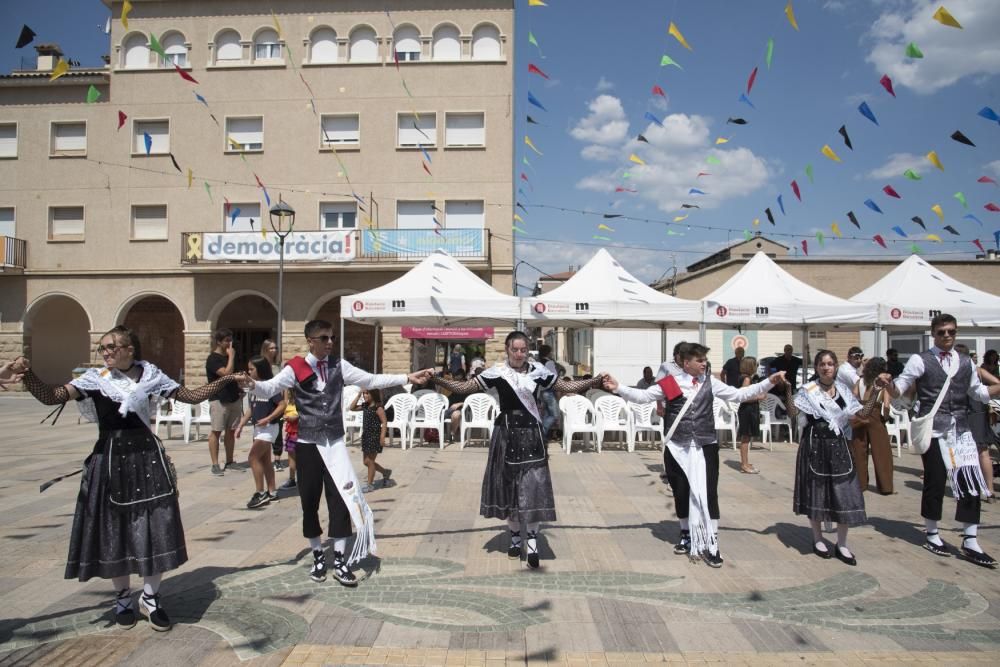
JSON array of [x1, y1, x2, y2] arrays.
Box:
[[909, 374, 953, 455]]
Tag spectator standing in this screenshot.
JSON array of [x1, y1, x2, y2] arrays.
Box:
[[720, 347, 745, 388], [206, 329, 242, 475], [886, 348, 904, 378], [837, 347, 864, 388], [636, 366, 655, 389], [771, 345, 802, 393], [449, 344, 466, 377], [236, 356, 285, 508]]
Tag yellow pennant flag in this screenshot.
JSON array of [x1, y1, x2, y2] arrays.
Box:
[[831, 222, 842, 238], [122, 0, 133, 29], [598, 224, 614, 232], [49, 58, 69, 81], [528, 0, 547, 5], [715, 136, 729, 145], [673, 215, 688, 222], [931, 203, 944, 221], [513, 213, 524, 222], [785, 1, 799, 31], [524, 135, 543, 155], [227, 136, 243, 150], [271, 11, 283, 37], [926, 150, 944, 171], [629, 153, 646, 166], [932, 6, 963, 29], [821, 144, 841, 162], [667, 22, 693, 51], [186, 168, 193, 188], [752, 218, 760, 226], [926, 234, 942, 243]]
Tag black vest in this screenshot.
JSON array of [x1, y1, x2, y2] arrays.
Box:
[[292, 356, 345, 443], [915, 349, 972, 434], [664, 377, 716, 445]]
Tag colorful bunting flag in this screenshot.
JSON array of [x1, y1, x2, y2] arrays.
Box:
[[986, 203, 1000, 212], [597, 224, 615, 232], [747, 67, 758, 95], [905, 42, 923, 58], [765, 208, 775, 225], [673, 215, 688, 222], [805, 164, 814, 183], [689, 188, 707, 195], [831, 222, 842, 237], [954, 192, 967, 208], [629, 154, 646, 166], [892, 226, 907, 238], [117, 110, 127, 130], [148, 32, 166, 59], [745, 229, 753, 240], [727, 117, 748, 125], [765, 38, 774, 69], [873, 235, 887, 249], [883, 185, 901, 199], [847, 211, 860, 228], [777, 195, 785, 214], [49, 58, 69, 81], [950, 130, 975, 147], [927, 151, 944, 171], [816, 231, 825, 246], [910, 243, 923, 254], [932, 204, 944, 221], [838, 125, 852, 150], [16, 25, 36, 49], [963, 214, 983, 225], [911, 216, 926, 229], [821, 145, 841, 162], [527, 92, 547, 111], [644, 111, 664, 127], [186, 168, 193, 188], [527, 31, 542, 55], [169, 153, 181, 173], [525, 136, 543, 155], [864, 199, 883, 214], [122, 0, 133, 29], [926, 234, 942, 242], [527, 63, 549, 79], [979, 107, 1000, 122], [791, 180, 801, 201], [705, 155, 721, 165], [978, 176, 998, 186], [526, 115, 540, 125], [175, 65, 198, 83], [879, 74, 895, 97], [652, 85, 666, 97], [801, 240, 808, 255], [667, 22, 693, 50], [973, 239, 985, 253], [738, 94, 755, 109], [932, 6, 963, 29], [858, 101, 879, 125], [785, 1, 799, 30], [143, 132, 152, 155], [637, 134, 649, 143], [943, 225, 960, 235], [86, 85, 100, 103], [715, 137, 729, 145], [203, 181, 212, 201], [528, 0, 547, 5], [660, 54, 683, 69], [904, 169, 922, 180]]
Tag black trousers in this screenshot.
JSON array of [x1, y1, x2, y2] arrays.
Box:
[[921, 438, 981, 524], [271, 426, 283, 457], [664, 442, 720, 520], [295, 442, 352, 539]]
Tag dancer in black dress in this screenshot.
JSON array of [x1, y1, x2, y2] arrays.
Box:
[[431, 332, 604, 568], [9, 326, 242, 631]]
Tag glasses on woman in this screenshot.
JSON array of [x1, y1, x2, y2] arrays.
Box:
[[97, 344, 124, 355]]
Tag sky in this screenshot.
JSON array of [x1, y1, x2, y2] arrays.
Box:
[[3, 1, 1000, 292]]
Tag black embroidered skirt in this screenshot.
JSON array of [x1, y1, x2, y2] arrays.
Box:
[[480, 411, 557, 524], [65, 428, 187, 581], [793, 420, 866, 526]]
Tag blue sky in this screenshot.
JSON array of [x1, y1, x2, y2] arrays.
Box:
[[3, 1, 1000, 291]]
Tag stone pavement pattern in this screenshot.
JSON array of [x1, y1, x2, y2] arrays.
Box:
[[0, 395, 998, 665]]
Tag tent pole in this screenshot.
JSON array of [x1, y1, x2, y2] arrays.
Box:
[[339, 317, 345, 362], [698, 323, 706, 345], [874, 324, 883, 357], [801, 325, 810, 387], [374, 326, 380, 373], [661, 323, 667, 362]]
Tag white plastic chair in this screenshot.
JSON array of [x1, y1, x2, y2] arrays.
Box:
[[585, 388, 611, 403], [712, 398, 738, 448], [560, 394, 599, 454], [460, 393, 498, 449], [759, 394, 791, 447], [190, 401, 212, 441], [629, 401, 664, 451], [411, 388, 435, 399], [156, 400, 192, 442], [384, 393, 416, 448], [342, 385, 363, 444], [887, 404, 910, 457], [409, 392, 448, 449], [594, 395, 632, 452]]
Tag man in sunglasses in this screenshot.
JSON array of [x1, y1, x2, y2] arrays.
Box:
[[837, 346, 864, 388], [879, 313, 1000, 568], [242, 319, 432, 587]]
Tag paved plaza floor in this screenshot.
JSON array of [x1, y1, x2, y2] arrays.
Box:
[[0, 394, 998, 666]]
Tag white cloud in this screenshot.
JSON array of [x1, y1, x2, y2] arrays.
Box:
[[515, 241, 674, 286], [823, 1, 847, 12], [865, 152, 927, 179], [865, 0, 1000, 94], [569, 96, 771, 212], [594, 76, 615, 93], [985, 160, 1000, 177]]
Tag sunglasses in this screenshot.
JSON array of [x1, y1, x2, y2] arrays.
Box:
[[308, 335, 334, 343], [934, 328, 957, 337]]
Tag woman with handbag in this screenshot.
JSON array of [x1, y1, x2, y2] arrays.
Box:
[[850, 357, 894, 495], [8, 326, 243, 631]]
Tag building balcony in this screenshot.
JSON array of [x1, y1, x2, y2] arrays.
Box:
[[0, 236, 26, 272], [180, 228, 488, 266]]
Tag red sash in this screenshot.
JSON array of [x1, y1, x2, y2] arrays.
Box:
[[286, 356, 316, 384]]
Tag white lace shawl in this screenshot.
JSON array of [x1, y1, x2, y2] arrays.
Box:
[[793, 380, 861, 438], [477, 360, 554, 423], [70, 361, 179, 426]]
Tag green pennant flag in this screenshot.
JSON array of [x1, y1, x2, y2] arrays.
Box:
[[743, 230, 752, 241], [705, 155, 721, 165], [203, 181, 213, 202], [903, 169, 922, 180], [622, 171, 632, 179], [910, 243, 922, 254], [660, 54, 683, 69], [905, 42, 923, 58], [85, 85, 101, 103], [527, 31, 542, 56], [805, 164, 814, 183], [816, 231, 825, 246], [666, 229, 684, 236], [148, 32, 166, 59], [765, 38, 774, 69], [513, 225, 528, 234], [954, 191, 968, 208]]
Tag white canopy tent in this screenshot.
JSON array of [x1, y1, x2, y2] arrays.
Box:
[[339, 249, 521, 366], [850, 254, 1000, 330], [521, 248, 702, 327]]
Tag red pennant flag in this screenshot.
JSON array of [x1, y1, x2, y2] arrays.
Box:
[[614, 186, 636, 193], [790, 180, 801, 201], [175, 65, 198, 83], [879, 74, 895, 97], [978, 176, 998, 186], [527, 63, 549, 79], [985, 203, 1000, 212], [656, 375, 682, 401], [747, 66, 758, 95], [117, 110, 127, 131], [973, 239, 985, 253], [520, 172, 530, 182], [254, 173, 265, 189], [393, 50, 399, 70], [801, 239, 808, 255], [882, 185, 901, 198], [422, 161, 432, 176], [873, 234, 887, 249], [224, 197, 231, 215], [696, 172, 711, 178], [652, 85, 666, 97]]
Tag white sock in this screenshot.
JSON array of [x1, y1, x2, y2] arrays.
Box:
[[710, 519, 719, 533], [963, 523, 982, 553], [333, 537, 347, 555], [925, 519, 943, 546], [679, 518, 690, 531], [507, 518, 521, 533], [142, 574, 161, 598], [836, 524, 851, 555], [308, 536, 323, 551], [526, 522, 540, 534]]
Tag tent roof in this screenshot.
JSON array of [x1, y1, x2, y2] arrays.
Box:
[[702, 252, 877, 327], [522, 248, 701, 327], [340, 250, 520, 326], [850, 254, 1000, 328]]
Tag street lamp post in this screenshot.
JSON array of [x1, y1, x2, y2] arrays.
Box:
[[268, 199, 296, 363]]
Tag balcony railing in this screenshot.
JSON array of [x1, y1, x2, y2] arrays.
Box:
[[0, 236, 26, 271], [181, 228, 487, 265]]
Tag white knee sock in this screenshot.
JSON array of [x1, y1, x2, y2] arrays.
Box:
[[526, 522, 539, 535], [333, 538, 347, 555], [679, 518, 690, 531], [836, 524, 850, 553], [963, 523, 982, 552], [308, 536, 323, 551], [925, 519, 943, 546]]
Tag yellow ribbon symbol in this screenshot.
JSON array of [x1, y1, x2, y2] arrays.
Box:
[[185, 234, 202, 260]]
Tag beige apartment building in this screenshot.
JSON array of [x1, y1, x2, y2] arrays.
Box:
[[0, 0, 515, 384]]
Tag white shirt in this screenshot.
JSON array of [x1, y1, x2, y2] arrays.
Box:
[[836, 361, 860, 388], [892, 346, 990, 438]]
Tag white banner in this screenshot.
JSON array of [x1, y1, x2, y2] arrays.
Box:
[[198, 231, 355, 262]]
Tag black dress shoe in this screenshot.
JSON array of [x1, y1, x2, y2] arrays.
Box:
[[508, 531, 522, 560], [922, 531, 951, 557], [834, 546, 857, 566], [813, 543, 832, 559], [673, 530, 691, 555], [962, 536, 999, 568]]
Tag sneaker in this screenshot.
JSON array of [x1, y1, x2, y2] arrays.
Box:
[[246, 491, 270, 509], [280, 478, 297, 489], [673, 530, 691, 555], [508, 531, 522, 560], [139, 593, 172, 632], [114, 589, 136, 629], [702, 550, 724, 568], [211, 464, 224, 476], [382, 468, 393, 483], [267, 491, 280, 502], [331, 551, 358, 587], [273, 460, 282, 472], [310, 549, 327, 582], [361, 483, 376, 493]]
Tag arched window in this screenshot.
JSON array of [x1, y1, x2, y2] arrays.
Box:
[[254, 28, 281, 61], [393, 25, 421, 62], [349, 26, 378, 62], [123, 33, 149, 69], [471, 24, 501, 60], [310, 26, 337, 63], [215, 29, 242, 62], [161, 31, 187, 67], [432, 24, 461, 60]]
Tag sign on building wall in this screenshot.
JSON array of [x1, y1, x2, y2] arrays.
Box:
[[723, 330, 758, 358], [185, 231, 355, 262], [361, 229, 483, 257]]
